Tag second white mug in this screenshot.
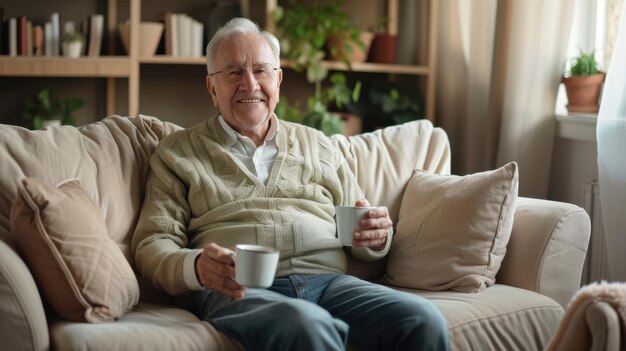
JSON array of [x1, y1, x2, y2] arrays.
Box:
[[335, 206, 376, 246]]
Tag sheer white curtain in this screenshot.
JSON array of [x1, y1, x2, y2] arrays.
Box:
[[436, 0, 575, 198], [597, 2, 626, 281]]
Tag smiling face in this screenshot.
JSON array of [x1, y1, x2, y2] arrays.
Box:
[[206, 32, 282, 143]]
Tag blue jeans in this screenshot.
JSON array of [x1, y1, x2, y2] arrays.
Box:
[[190, 274, 449, 351]]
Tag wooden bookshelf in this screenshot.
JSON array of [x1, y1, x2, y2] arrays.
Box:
[[1, 0, 438, 122]]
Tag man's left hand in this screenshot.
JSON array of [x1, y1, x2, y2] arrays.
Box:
[[352, 199, 393, 250]]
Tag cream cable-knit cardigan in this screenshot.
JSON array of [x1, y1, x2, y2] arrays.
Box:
[[132, 117, 389, 296]]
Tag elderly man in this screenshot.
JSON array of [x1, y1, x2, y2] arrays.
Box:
[[132, 17, 448, 351]]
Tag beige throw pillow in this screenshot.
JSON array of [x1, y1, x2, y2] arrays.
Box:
[[10, 178, 139, 323], [384, 162, 519, 292]]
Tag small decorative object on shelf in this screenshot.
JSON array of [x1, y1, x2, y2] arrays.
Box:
[[118, 22, 164, 57], [21, 89, 85, 129], [367, 17, 398, 64], [61, 31, 85, 58], [561, 50, 606, 113]]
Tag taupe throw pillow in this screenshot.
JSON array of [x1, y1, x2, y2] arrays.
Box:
[[10, 178, 139, 323], [383, 162, 519, 292]]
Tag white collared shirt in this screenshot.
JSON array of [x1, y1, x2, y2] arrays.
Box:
[[217, 114, 279, 185]]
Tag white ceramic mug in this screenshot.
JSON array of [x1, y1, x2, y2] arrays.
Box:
[[335, 206, 376, 246], [227, 244, 279, 288]]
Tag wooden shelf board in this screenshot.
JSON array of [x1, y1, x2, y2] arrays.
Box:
[[310, 60, 431, 75], [137, 56, 429, 75], [0, 56, 131, 77]]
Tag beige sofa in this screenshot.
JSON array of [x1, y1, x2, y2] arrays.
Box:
[[0, 115, 592, 350]]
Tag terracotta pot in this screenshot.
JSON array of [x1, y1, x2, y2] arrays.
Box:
[[367, 34, 398, 64], [561, 73, 606, 113], [327, 31, 374, 63], [118, 22, 164, 57]]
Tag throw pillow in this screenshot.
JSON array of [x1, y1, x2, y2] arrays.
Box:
[[10, 177, 139, 323], [383, 162, 519, 292]]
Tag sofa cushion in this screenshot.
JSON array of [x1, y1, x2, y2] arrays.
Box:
[[330, 119, 451, 280], [49, 302, 242, 351], [399, 284, 563, 350], [10, 178, 139, 323], [384, 162, 518, 292]]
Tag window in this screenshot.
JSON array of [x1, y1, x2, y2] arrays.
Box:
[[556, 0, 623, 115]]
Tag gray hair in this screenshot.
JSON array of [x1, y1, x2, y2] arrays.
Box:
[[205, 17, 281, 74]]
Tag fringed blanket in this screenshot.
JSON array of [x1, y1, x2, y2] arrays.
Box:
[[548, 281, 626, 350]]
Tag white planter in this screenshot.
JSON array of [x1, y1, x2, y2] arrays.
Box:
[[62, 41, 83, 58]]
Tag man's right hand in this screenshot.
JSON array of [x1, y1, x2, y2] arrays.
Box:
[[195, 243, 245, 300]]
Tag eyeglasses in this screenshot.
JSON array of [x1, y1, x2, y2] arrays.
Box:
[[209, 63, 279, 83]]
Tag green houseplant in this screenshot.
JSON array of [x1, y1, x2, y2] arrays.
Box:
[[22, 89, 85, 129], [273, 0, 366, 84], [561, 50, 606, 113]]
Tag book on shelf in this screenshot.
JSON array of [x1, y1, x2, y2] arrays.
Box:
[[9, 17, 16, 56], [50, 12, 60, 56], [33, 25, 43, 56], [87, 14, 103, 57], [44, 21, 53, 56], [164, 12, 204, 58], [17, 16, 26, 56], [25, 20, 32, 56]]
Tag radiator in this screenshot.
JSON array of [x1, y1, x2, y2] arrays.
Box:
[[581, 179, 612, 284]]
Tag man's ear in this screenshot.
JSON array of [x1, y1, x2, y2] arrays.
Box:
[[206, 75, 218, 107], [275, 68, 283, 98]]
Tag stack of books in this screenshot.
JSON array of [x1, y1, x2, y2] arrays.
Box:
[[0, 8, 104, 57], [163, 13, 204, 57]]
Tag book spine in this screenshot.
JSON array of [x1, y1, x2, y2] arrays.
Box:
[[193, 20, 204, 57], [50, 12, 60, 56], [44, 21, 53, 57], [18, 16, 26, 56], [25, 20, 32, 56], [88, 14, 103, 57], [9, 17, 16, 57], [33, 25, 43, 56]]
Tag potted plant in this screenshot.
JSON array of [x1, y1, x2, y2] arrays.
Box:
[[274, 0, 368, 83], [561, 51, 606, 113], [22, 89, 85, 129], [61, 31, 85, 58], [367, 17, 398, 64]]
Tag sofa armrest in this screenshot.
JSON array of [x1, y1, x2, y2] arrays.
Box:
[[546, 300, 622, 351], [0, 239, 49, 351], [497, 197, 591, 307]]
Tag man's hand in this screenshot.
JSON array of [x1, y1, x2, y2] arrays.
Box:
[[195, 243, 245, 300], [352, 200, 393, 250]]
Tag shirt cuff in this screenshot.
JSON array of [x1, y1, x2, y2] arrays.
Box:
[[183, 249, 204, 290]]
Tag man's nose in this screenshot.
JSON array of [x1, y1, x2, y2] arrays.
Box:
[[239, 68, 260, 91]]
